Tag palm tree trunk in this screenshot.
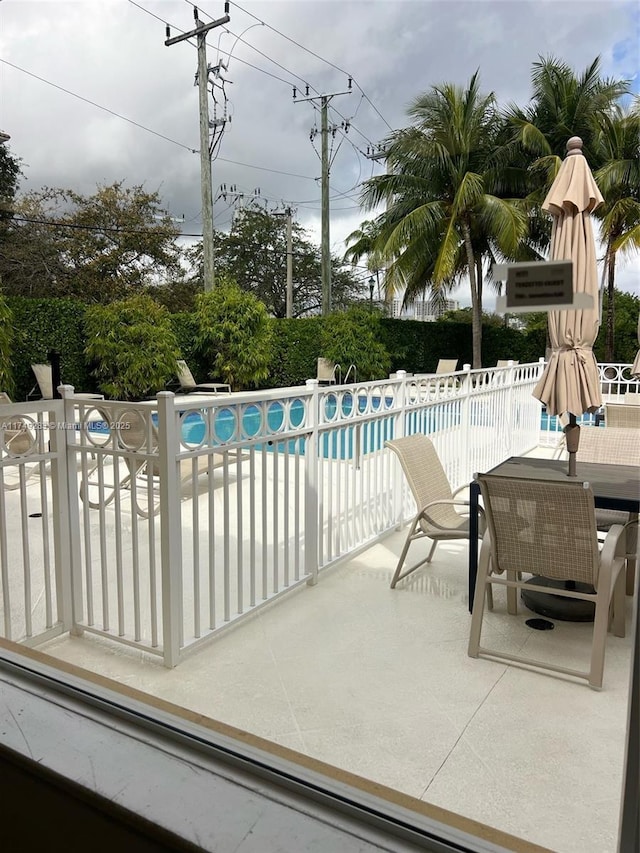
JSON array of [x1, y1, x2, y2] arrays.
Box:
[[605, 245, 616, 362], [462, 222, 481, 368]]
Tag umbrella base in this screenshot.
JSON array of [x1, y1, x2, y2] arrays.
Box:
[[521, 577, 595, 622]]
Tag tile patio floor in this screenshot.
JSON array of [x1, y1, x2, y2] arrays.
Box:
[[40, 516, 634, 853]]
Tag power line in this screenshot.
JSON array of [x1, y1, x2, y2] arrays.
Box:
[[197, 0, 381, 151], [229, 0, 394, 131], [0, 58, 198, 153], [1, 56, 326, 183], [131, 0, 380, 174], [9, 215, 192, 236]]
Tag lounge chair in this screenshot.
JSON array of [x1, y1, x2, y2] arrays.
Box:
[[0, 393, 40, 489], [28, 363, 103, 401], [468, 473, 627, 689], [434, 358, 459, 374], [385, 433, 487, 591], [79, 410, 242, 517], [316, 358, 339, 385], [496, 360, 519, 368], [176, 360, 231, 395], [623, 392, 640, 405]]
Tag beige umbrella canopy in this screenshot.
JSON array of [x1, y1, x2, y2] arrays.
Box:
[[632, 316, 640, 379], [533, 136, 604, 475]]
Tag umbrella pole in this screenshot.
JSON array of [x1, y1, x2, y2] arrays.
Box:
[[565, 415, 580, 477]]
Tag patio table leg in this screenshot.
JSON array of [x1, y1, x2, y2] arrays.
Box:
[[469, 480, 480, 613]]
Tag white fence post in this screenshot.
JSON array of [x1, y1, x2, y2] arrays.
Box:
[[57, 386, 80, 633], [157, 392, 183, 667], [304, 379, 319, 586]]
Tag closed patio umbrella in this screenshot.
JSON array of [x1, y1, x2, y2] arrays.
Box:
[[533, 136, 604, 476]]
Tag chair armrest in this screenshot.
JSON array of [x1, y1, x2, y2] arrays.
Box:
[[418, 498, 484, 531]]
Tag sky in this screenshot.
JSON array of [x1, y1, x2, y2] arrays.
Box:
[[1, 0, 639, 309]]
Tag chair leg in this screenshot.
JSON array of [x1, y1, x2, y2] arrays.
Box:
[[468, 540, 491, 657], [625, 556, 636, 597], [589, 592, 610, 690], [425, 540, 438, 563], [506, 571, 518, 615], [612, 568, 626, 639], [390, 517, 420, 588]]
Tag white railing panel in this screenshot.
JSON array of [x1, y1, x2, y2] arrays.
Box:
[[0, 399, 68, 644]]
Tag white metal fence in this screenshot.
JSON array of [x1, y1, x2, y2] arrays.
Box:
[[1, 360, 636, 665]]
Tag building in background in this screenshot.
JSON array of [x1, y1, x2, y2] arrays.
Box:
[[391, 296, 460, 321]]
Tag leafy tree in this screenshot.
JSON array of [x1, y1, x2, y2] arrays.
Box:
[[594, 289, 640, 364], [0, 182, 185, 302], [0, 143, 22, 223], [195, 275, 273, 390], [187, 209, 363, 316], [320, 307, 391, 381], [592, 102, 640, 360], [84, 294, 179, 400], [360, 72, 528, 368]]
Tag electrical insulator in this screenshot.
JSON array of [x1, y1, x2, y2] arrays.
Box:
[[292, 87, 297, 99], [305, 85, 309, 96], [348, 76, 352, 89], [225, 1, 230, 12], [193, 6, 198, 22], [166, 26, 170, 39]]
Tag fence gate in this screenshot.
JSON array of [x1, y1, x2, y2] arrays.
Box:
[[0, 398, 72, 646]]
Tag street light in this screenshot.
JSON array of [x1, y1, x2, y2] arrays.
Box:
[[0, 131, 10, 144], [368, 275, 375, 311]]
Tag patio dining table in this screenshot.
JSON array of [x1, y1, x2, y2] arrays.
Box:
[[468, 456, 640, 615]]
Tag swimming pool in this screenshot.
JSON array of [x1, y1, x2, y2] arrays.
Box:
[[87, 395, 580, 460]]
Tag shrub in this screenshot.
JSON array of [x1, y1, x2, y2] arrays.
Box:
[[195, 276, 273, 390], [84, 294, 180, 400], [320, 307, 391, 381]]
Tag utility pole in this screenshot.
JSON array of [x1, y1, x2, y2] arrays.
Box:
[[273, 206, 294, 318], [320, 97, 330, 317], [295, 86, 351, 315], [165, 4, 230, 291]]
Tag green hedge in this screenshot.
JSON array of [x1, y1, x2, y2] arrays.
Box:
[[4, 297, 549, 399], [7, 297, 94, 400]]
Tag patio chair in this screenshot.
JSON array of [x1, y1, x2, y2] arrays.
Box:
[[623, 392, 640, 405], [468, 473, 627, 689], [604, 402, 640, 428], [495, 360, 519, 368], [79, 411, 241, 517], [0, 393, 40, 490], [28, 363, 103, 401], [574, 427, 639, 595], [176, 360, 231, 395], [385, 433, 487, 592]]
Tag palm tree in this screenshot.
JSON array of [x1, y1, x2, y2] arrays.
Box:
[[503, 56, 629, 176], [498, 56, 631, 359], [343, 219, 386, 303], [592, 101, 640, 361], [360, 72, 527, 367]]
